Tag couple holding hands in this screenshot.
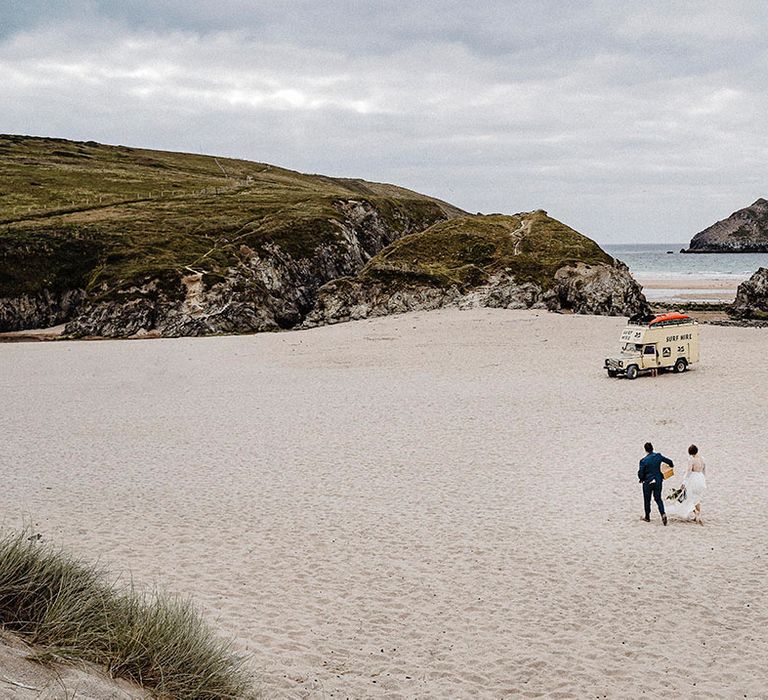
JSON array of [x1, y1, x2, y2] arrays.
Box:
[[638, 441, 707, 526]]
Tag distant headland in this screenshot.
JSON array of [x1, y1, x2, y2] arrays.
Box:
[[683, 198, 768, 253]]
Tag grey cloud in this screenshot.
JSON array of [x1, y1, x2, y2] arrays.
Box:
[[1, 2, 768, 242]]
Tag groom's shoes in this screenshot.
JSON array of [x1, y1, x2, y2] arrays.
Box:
[[641, 516, 650, 522], [662, 514, 668, 526]]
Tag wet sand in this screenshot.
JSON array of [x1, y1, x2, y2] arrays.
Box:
[[1, 309, 766, 698], [636, 275, 741, 303]]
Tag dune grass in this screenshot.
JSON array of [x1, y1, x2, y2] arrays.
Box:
[[0, 530, 254, 699]]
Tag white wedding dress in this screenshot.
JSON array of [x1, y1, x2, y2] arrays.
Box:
[[665, 456, 706, 520]]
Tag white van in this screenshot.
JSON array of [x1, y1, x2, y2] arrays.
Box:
[[604, 313, 700, 379]]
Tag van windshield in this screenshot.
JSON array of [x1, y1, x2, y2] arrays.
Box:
[[622, 343, 643, 352]]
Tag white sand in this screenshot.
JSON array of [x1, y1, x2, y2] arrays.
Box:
[[637, 277, 741, 290], [1, 309, 766, 698], [0, 631, 148, 699], [635, 275, 740, 302]]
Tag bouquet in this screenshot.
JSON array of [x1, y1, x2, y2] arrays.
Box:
[[666, 485, 686, 503]]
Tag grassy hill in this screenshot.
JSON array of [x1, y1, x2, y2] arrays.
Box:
[[0, 135, 462, 301], [303, 210, 649, 326], [358, 211, 614, 290]]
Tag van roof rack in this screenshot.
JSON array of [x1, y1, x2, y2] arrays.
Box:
[[649, 312, 691, 327]]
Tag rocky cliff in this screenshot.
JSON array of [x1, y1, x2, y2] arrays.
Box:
[[303, 211, 649, 327], [1, 136, 650, 338], [685, 199, 768, 253], [61, 199, 461, 337], [730, 267, 768, 319], [0, 135, 462, 336]]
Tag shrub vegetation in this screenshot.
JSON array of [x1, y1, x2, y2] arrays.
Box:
[[0, 530, 254, 699]]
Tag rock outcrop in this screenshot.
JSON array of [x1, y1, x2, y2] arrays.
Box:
[[62, 200, 456, 337], [303, 212, 649, 327], [685, 199, 768, 253], [730, 267, 768, 319], [0, 289, 86, 331], [1, 137, 650, 338], [0, 136, 462, 336]]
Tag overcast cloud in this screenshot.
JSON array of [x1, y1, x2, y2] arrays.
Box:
[[2, 1, 768, 242]]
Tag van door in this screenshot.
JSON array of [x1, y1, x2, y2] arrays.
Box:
[[641, 344, 658, 369]]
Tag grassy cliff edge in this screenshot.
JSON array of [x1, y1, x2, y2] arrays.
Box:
[[0, 134, 461, 302]]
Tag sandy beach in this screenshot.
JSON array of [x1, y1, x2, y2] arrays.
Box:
[[636, 275, 742, 303], [1, 309, 767, 698]]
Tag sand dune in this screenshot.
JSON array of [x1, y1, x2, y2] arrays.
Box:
[[0, 631, 148, 699], [1, 309, 766, 698]]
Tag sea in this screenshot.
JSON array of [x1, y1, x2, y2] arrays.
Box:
[[602, 244, 768, 301]]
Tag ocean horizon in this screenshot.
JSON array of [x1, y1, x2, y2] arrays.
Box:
[[603, 243, 768, 280], [601, 243, 768, 301]]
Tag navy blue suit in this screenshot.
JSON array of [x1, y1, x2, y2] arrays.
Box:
[[638, 452, 673, 518]]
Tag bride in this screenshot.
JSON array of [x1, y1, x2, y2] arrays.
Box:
[[666, 444, 706, 525]]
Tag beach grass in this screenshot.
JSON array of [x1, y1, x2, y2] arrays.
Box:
[[0, 529, 254, 699]]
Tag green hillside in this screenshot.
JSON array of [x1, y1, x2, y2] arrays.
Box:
[[358, 211, 614, 290], [0, 135, 462, 299]]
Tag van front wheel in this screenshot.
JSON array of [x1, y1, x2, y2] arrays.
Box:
[[626, 365, 638, 380], [674, 358, 687, 373]]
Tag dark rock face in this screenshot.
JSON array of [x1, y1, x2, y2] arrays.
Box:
[[302, 212, 650, 328], [730, 267, 768, 318], [0, 290, 86, 332], [549, 262, 650, 316], [62, 201, 453, 338], [685, 199, 768, 253], [304, 259, 649, 328]]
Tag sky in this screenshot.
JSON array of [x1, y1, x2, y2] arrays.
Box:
[[2, 1, 767, 243]]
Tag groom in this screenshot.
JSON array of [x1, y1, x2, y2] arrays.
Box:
[[638, 441, 673, 525]]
